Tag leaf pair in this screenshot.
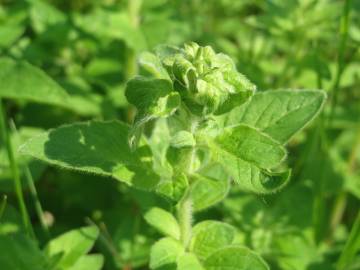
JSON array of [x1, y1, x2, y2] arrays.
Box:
[[210, 89, 326, 193], [144, 210, 269, 270]]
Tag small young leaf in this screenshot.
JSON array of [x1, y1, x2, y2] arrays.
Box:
[[44, 226, 99, 269], [139, 51, 171, 80], [189, 174, 229, 212], [144, 207, 180, 240], [0, 57, 70, 106], [149, 237, 184, 269], [125, 76, 180, 118], [203, 245, 269, 270], [224, 89, 326, 143], [177, 253, 204, 270], [210, 124, 290, 194], [156, 173, 189, 201], [19, 121, 160, 190], [170, 131, 196, 148], [126, 76, 180, 148], [190, 221, 236, 261]]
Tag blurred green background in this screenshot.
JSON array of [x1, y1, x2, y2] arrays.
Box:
[[0, 0, 359, 269]]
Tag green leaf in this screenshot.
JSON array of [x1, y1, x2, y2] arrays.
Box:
[[170, 131, 196, 148], [0, 233, 49, 270], [139, 52, 170, 80], [0, 57, 69, 106], [177, 253, 204, 270], [149, 237, 184, 269], [214, 125, 286, 169], [203, 245, 269, 270], [44, 226, 99, 269], [156, 173, 189, 202], [19, 121, 160, 190], [210, 124, 290, 194], [190, 221, 235, 261], [125, 76, 180, 148], [74, 9, 146, 51], [189, 174, 229, 212], [68, 255, 104, 270], [223, 89, 326, 143], [144, 207, 180, 240]]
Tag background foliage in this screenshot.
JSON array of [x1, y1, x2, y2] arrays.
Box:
[[0, 0, 359, 269]]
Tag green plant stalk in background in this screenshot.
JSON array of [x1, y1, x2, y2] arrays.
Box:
[[337, 211, 360, 270], [0, 100, 34, 239], [330, 0, 352, 120], [10, 120, 50, 239], [0, 195, 7, 222]]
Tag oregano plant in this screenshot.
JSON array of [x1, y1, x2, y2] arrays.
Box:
[[20, 42, 326, 269]]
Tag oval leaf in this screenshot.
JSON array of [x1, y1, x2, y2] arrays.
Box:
[[0, 57, 69, 106], [204, 245, 269, 270], [190, 221, 236, 261], [144, 207, 180, 240], [44, 226, 99, 269], [19, 121, 160, 190], [150, 237, 184, 269], [224, 89, 326, 143]]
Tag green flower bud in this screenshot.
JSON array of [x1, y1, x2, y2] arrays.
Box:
[[153, 43, 256, 116]]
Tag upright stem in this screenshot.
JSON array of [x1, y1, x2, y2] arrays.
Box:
[[24, 166, 50, 239], [336, 212, 360, 270], [177, 194, 193, 249], [0, 194, 7, 221], [0, 100, 34, 238], [125, 0, 142, 80], [329, 0, 352, 122], [10, 120, 50, 239], [176, 118, 200, 249]]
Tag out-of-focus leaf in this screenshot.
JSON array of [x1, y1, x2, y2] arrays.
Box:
[[0, 57, 69, 106], [44, 226, 99, 269], [0, 233, 49, 270]]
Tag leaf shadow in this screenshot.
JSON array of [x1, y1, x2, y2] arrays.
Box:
[[43, 121, 159, 189]]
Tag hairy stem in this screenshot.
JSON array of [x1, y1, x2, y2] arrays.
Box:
[[0, 100, 34, 238], [177, 194, 193, 249]]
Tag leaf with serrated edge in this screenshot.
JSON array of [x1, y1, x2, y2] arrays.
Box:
[[223, 89, 326, 143]]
